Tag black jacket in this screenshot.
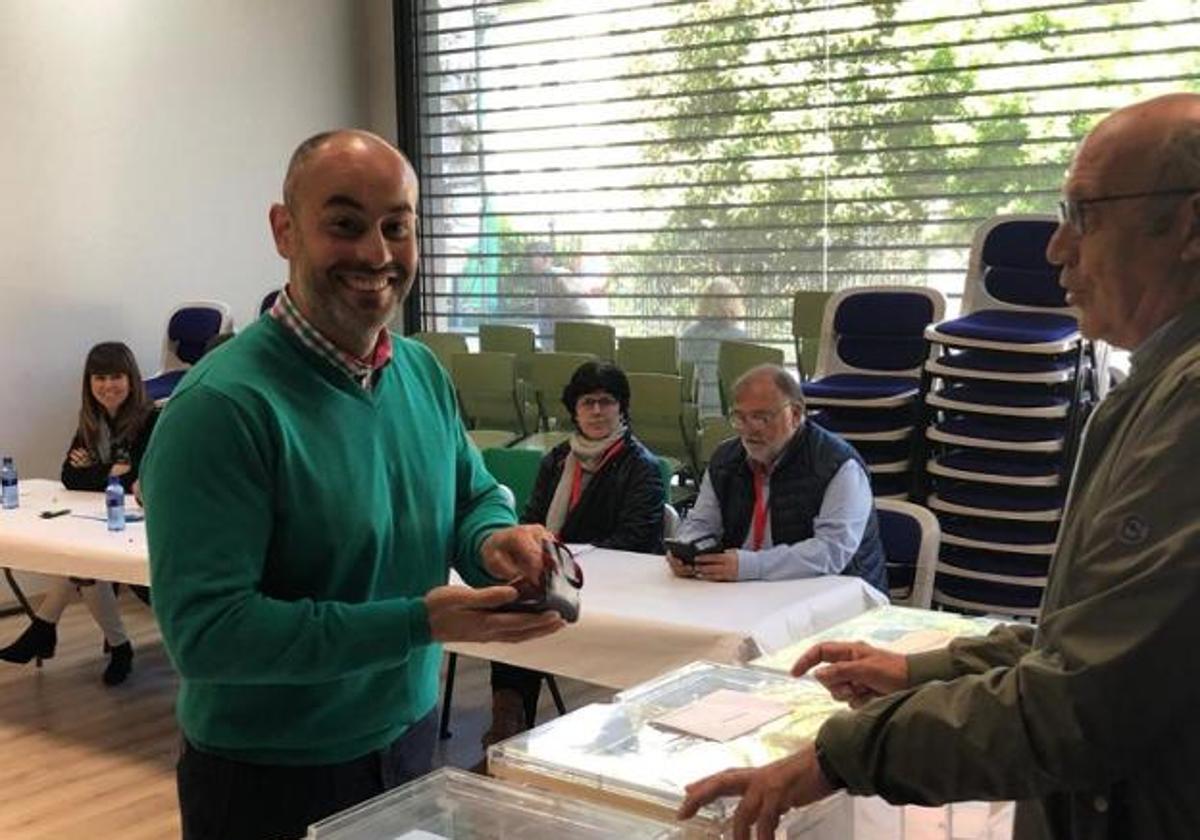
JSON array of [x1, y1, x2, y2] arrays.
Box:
[[61, 410, 158, 493], [522, 431, 664, 553]]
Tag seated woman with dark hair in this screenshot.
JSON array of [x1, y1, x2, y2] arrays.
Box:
[[0, 342, 157, 686], [484, 360, 665, 747]]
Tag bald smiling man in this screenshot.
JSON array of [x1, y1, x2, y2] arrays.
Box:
[[679, 93, 1200, 840], [141, 131, 566, 839]]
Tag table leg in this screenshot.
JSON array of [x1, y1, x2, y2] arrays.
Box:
[[439, 652, 458, 740], [3, 567, 35, 619]]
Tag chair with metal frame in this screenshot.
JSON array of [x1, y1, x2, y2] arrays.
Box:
[[617, 336, 679, 376], [554, 321, 616, 361], [451, 352, 537, 449], [619, 335, 701, 421], [258, 288, 282, 317], [144, 301, 235, 402], [802, 286, 945, 411], [716, 340, 786, 417], [798, 286, 943, 499], [791, 290, 833, 381], [874, 498, 940, 609], [480, 324, 538, 383], [511, 351, 596, 452], [481, 446, 544, 515], [413, 331, 469, 373], [626, 372, 699, 477], [695, 415, 736, 478]]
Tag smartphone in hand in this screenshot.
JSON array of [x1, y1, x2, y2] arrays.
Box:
[[664, 534, 721, 565]]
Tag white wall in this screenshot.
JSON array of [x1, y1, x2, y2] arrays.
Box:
[[0, 0, 396, 480]]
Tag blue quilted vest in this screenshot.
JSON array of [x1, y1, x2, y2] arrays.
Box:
[[706, 423, 887, 593]]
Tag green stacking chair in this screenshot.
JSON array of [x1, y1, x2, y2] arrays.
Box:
[[696, 416, 737, 477], [680, 359, 698, 405], [617, 336, 679, 375], [618, 335, 701, 413], [554, 321, 616, 361], [716, 340, 785, 415], [791, 291, 833, 381], [479, 324, 537, 383], [481, 446, 544, 515], [510, 351, 595, 452], [627, 372, 699, 475], [412, 331, 468, 373], [451, 352, 538, 448]]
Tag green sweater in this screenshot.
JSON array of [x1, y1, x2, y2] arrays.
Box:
[[141, 317, 513, 765]]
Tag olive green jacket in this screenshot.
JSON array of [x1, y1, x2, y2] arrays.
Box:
[[817, 298, 1200, 840]]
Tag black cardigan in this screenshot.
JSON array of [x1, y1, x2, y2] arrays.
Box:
[[522, 431, 665, 553], [60, 410, 159, 493]]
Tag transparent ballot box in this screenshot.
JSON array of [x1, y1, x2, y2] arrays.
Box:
[[750, 605, 1003, 674], [487, 661, 853, 838], [306, 766, 689, 839]]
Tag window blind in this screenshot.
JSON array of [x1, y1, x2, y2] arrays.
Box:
[[402, 0, 1200, 357]]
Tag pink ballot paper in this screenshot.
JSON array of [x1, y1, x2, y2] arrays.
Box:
[[652, 688, 791, 742]]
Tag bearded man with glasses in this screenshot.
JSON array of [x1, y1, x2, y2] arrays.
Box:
[[666, 363, 885, 592]]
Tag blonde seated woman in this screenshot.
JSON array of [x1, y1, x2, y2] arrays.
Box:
[[0, 342, 157, 685]]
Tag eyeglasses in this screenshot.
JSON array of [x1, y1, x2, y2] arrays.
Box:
[[1057, 187, 1199, 235], [577, 395, 619, 411], [729, 402, 794, 430]]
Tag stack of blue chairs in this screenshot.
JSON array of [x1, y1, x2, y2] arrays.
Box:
[[801, 286, 945, 498], [920, 215, 1098, 617]]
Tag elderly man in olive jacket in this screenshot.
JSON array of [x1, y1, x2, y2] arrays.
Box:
[[679, 92, 1200, 840]]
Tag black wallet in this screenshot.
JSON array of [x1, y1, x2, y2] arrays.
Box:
[[493, 538, 583, 623]]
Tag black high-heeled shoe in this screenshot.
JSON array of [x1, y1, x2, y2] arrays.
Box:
[[0, 617, 57, 664], [103, 641, 133, 686]]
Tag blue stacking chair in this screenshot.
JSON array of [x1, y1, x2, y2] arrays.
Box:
[[874, 499, 940, 609], [258, 288, 281, 316], [923, 215, 1086, 460], [921, 215, 1100, 617], [802, 286, 945, 498], [144, 301, 234, 402], [803, 286, 945, 408]]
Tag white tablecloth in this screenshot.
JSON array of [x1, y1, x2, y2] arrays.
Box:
[[1, 485, 887, 689], [0, 479, 149, 585], [448, 545, 887, 689]]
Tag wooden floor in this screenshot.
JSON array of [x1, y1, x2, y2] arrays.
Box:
[[0, 597, 1008, 840], [0, 594, 612, 840]]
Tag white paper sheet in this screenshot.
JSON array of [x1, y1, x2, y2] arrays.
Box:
[[652, 688, 790, 742]]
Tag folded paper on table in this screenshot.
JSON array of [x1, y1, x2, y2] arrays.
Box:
[[653, 688, 791, 742]]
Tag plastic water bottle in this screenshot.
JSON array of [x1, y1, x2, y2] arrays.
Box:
[[106, 475, 126, 531], [1, 457, 17, 509]]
